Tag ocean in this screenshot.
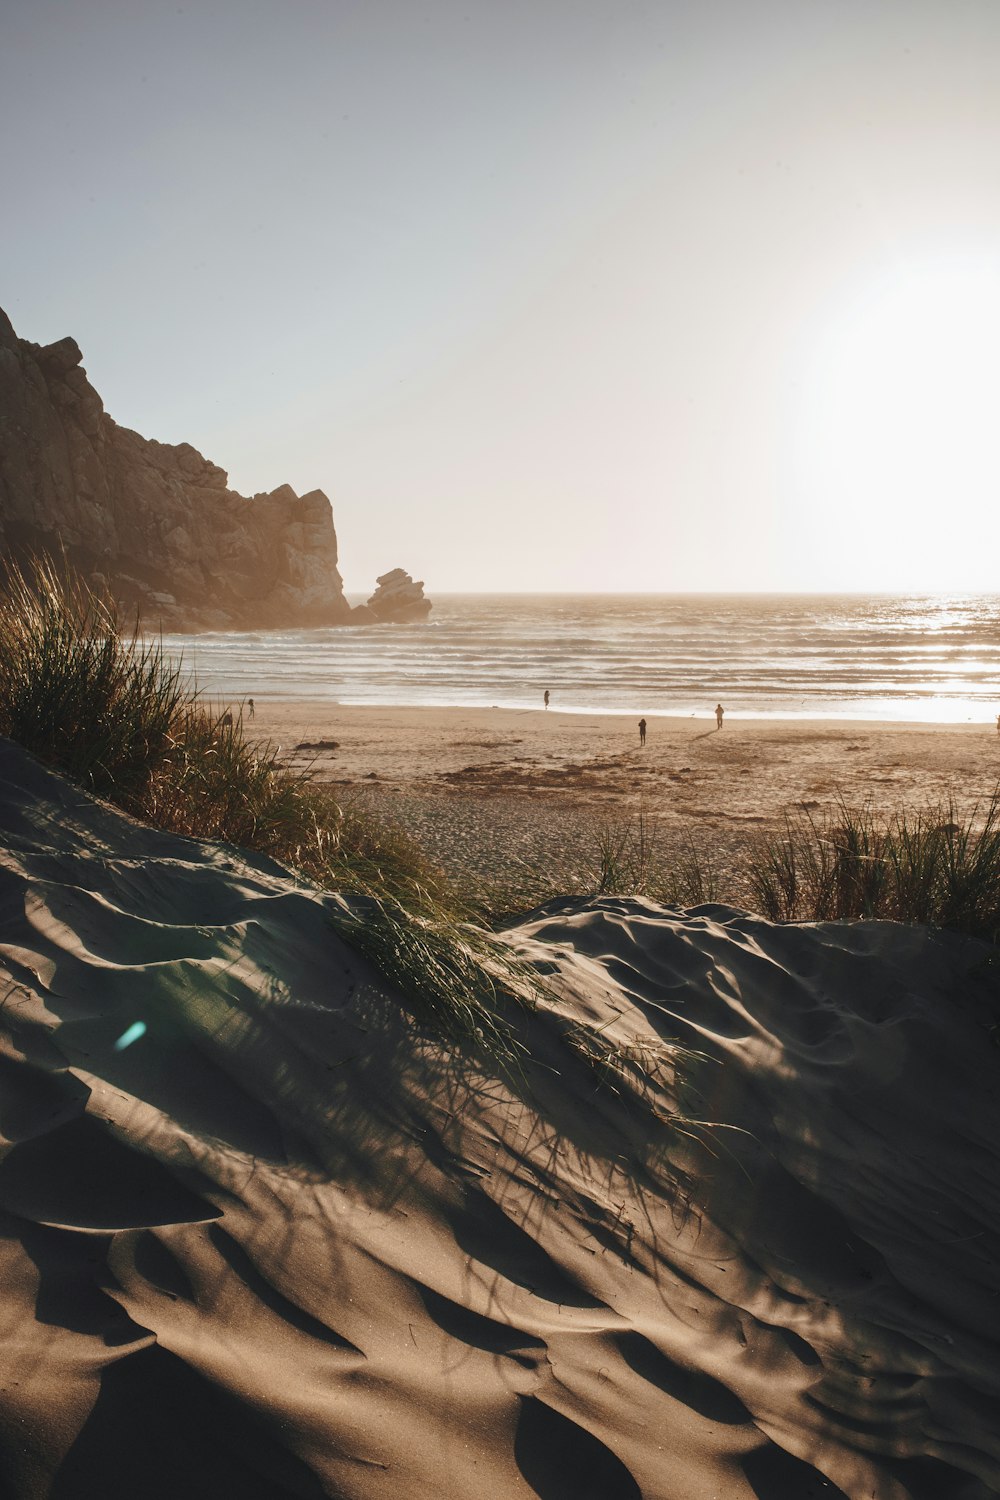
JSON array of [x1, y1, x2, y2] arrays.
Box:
[[158, 592, 1000, 723]]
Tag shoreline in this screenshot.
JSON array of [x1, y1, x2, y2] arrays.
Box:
[[246, 702, 1000, 907], [201, 691, 1000, 728]]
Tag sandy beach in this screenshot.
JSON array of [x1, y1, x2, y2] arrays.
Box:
[[250, 702, 1000, 906]]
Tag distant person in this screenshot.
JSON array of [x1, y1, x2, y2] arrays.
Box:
[[220, 711, 233, 729], [996, 712, 1000, 737], [715, 703, 724, 730], [638, 718, 647, 746], [544, 690, 550, 709], [248, 698, 255, 719]]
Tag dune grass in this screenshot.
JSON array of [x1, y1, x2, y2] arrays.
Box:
[[746, 795, 1000, 939], [593, 808, 720, 907], [588, 795, 1000, 943], [0, 558, 186, 808]]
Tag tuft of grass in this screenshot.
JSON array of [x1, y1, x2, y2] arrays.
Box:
[[584, 793, 1000, 943], [0, 555, 186, 807], [746, 794, 1000, 940], [592, 809, 720, 908], [328, 889, 539, 1066], [662, 839, 722, 907], [595, 809, 659, 895]]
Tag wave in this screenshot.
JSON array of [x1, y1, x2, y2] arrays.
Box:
[[157, 592, 1000, 722]]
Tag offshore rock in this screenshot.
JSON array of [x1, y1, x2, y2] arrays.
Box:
[[0, 306, 351, 629], [364, 567, 432, 622]]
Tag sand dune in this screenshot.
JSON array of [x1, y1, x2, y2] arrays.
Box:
[[0, 737, 998, 1498]]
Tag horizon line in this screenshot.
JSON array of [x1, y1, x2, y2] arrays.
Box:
[[341, 586, 1000, 599]]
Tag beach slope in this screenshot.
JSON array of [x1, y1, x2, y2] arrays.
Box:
[[0, 738, 997, 1498]]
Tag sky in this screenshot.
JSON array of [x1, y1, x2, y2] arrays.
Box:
[[4, 0, 1000, 594]]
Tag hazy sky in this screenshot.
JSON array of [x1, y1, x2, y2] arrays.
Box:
[[5, 1, 1000, 593]]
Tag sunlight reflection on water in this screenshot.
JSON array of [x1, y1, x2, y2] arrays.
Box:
[[156, 592, 1000, 723]]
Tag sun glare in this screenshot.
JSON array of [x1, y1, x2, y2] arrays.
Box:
[[793, 254, 1000, 589]]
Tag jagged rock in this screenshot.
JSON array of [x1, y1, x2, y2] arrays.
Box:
[[365, 568, 432, 623], [0, 306, 351, 630]]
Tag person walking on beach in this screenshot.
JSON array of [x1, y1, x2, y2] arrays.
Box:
[[544, 690, 550, 709], [715, 703, 725, 730], [248, 698, 255, 719], [638, 717, 647, 746]]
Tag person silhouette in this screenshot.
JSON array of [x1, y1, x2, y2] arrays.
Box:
[[544, 690, 550, 709], [638, 718, 647, 746], [248, 698, 255, 719], [715, 703, 724, 730]]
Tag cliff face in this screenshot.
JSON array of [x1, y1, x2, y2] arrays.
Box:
[[0, 307, 351, 629]]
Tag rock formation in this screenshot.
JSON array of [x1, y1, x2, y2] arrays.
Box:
[[0, 306, 352, 630], [362, 567, 432, 622]]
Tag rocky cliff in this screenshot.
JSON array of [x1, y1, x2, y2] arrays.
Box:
[[0, 307, 352, 629]]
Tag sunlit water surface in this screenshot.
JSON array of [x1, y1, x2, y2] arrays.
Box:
[[158, 592, 1000, 723]]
